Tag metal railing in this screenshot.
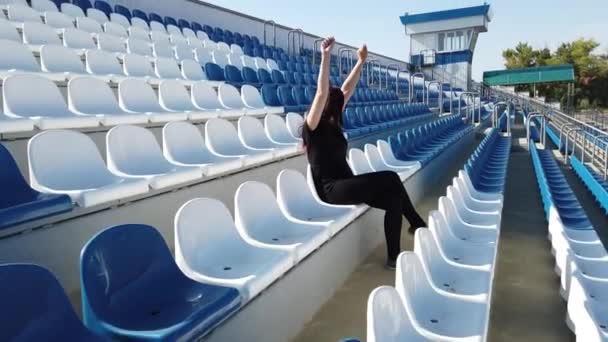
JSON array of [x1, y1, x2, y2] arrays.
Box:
[[338, 48, 354, 76], [409, 73, 426, 104], [263, 20, 276, 48]]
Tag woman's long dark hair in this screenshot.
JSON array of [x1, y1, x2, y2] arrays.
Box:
[[301, 87, 344, 147]]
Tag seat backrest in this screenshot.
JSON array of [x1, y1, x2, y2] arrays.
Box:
[[23, 22, 62, 46], [148, 12, 163, 25], [0, 20, 21, 42], [76, 16, 102, 34], [97, 33, 125, 53], [61, 3, 85, 18], [169, 33, 187, 45], [271, 69, 286, 84], [277, 85, 297, 105], [267, 59, 280, 71], [155, 57, 182, 79], [191, 82, 222, 110], [241, 85, 265, 108], [150, 30, 169, 43], [130, 15, 149, 30], [241, 55, 256, 69], [126, 38, 151, 56], [43, 11, 74, 29], [194, 47, 212, 65], [230, 44, 244, 55], [0, 143, 37, 208], [254, 57, 269, 71], [87, 8, 108, 25], [150, 20, 166, 33], [106, 125, 170, 174], [367, 286, 418, 342], [81, 224, 183, 324], [264, 114, 295, 144], [181, 59, 206, 81], [62, 27, 96, 50], [113, 4, 131, 21], [212, 50, 229, 68], [228, 52, 243, 69], [182, 27, 196, 39], [0, 264, 96, 341], [204, 62, 225, 81], [152, 42, 173, 58], [104, 21, 127, 38], [40, 44, 85, 73], [162, 121, 210, 162], [68, 76, 121, 114], [7, 4, 42, 23], [174, 42, 193, 60], [3, 74, 69, 118], [85, 49, 123, 75], [218, 83, 245, 109], [32, 0, 59, 12], [122, 53, 154, 77], [235, 181, 289, 236], [187, 36, 204, 49], [261, 85, 282, 107], [118, 78, 162, 112], [224, 64, 243, 83], [29, 130, 116, 190], [93, 0, 112, 16], [395, 252, 433, 314], [348, 148, 373, 175], [205, 118, 245, 153], [128, 26, 149, 41], [241, 66, 259, 84], [159, 79, 194, 112], [238, 116, 272, 149], [0, 39, 41, 72]]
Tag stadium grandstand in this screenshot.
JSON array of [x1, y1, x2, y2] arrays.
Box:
[[0, 0, 606, 341]]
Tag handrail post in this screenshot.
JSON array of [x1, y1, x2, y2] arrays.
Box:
[[526, 112, 542, 148], [263, 20, 276, 48], [312, 38, 324, 65], [410, 73, 426, 104], [564, 127, 583, 165]]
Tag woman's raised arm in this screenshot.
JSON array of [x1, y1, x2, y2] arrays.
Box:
[[341, 44, 368, 109], [306, 37, 335, 131]]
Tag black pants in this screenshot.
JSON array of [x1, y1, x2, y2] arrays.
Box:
[[322, 171, 426, 261]]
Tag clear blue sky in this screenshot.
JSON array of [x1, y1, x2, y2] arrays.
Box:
[[206, 0, 607, 81]]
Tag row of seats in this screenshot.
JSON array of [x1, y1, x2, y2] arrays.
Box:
[[388, 114, 473, 165], [0, 74, 287, 133], [529, 141, 608, 342], [0, 113, 303, 229], [0, 128, 433, 340], [570, 155, 608, 215], [343, 103, 432, 139], [365, 127, 510, 341]]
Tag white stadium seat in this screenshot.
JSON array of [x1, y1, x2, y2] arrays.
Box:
[[187, 37, 205, 49], [254, 57, 269, 71], [211, 50, 229, 68], [28, 130, 149, 207], [109, 13, 130, 29], [104, 21, 128, 38], [6, 4, 42, 25], [118, 78, 187, 122], [181, 59, 207, 82], [22, 22, 62, 49], [396, 252, 487, 341], [106, 125, 201, 189], [3, 74, 99, 129], [194, 47, 213, 66], [285, 112, 304, 140], [85, 49, 125, 82], [62, 27, 96, 52], [205, 118, 273, 166], [167, 25, 182, 37], [60, 3, 85, 18], [348, 148, 374, 175], [76, 16, 102, 34], [162, 121, 243, 176], [169, 33, 187, 45], [158, 79, 216, 121], [196, 30, 209, 41], [0, 0, 28, 8], [126, 38, 152, 57], [43, 12, 74, 29], [152, 42, 174, 58], [377, 140, 420, 168], [86, 8, 108, 25], [458, 170, 503, 203], [264, 114, 300, 146], [228, 52, 243, 69], [154, 57, 182, 80], [182, 27, 196, 39], [174, 42, 193, 60], [276, 169, 355, 236], [191, 83, 241, 118], [0, 19, 21, 42], [364, 143, 419, 181], [242, 55, 256, 69], [230, 44, 243, 55], [241, 85, 284, 115], [96, 33, 126, 54], [68, 76, 149, 126], [150, 21, 166, 33], [130, 16, 149, 30], [218, 83, 265, 116], [150, 30, 169, 43], [433, 203, 497, 246], [0, 107, 34, 133], [40, 44, 86, 79], [238, 116, 294, 157], [204, 39, 217, 50], [367, 286, 427, 342], [31, 0, 58, 12], [122, 53, 158, 81], [216, 42, 230, 53], [128, 26, 150, 41], [445, 186, 500, 228], [0, 39, 43, 78], [235, 181, 329, 263], [267, 59, 280, 71], [174, 197, 294, 303]]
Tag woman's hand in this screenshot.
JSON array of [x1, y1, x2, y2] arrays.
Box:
[[357, 44, 368, 62], [321, 36, 335, 56]]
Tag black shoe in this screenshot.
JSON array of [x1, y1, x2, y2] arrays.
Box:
[[385, 258, 397, 270]]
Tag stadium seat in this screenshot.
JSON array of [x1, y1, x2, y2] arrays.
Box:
[[194, 47, 213, 65], [110, 12, 130, 29], [241, 85, 283, 115], [28, 130, 149, 207], [181, 58, 208, 82], [118, 78, 187, 122], [0, 39, 46, 78], [257, 68, 274, 84], [81, 224, 241, 340], [276, 169, 355, 236], [39, 44, 87, 79], [235, 181, 329, 262], [6, 4, 41, 25], [22, 22, 62, 49], [191, 82, 240, 118], [0, 20, 21, 42], [224, 64, 244, 87], [174, 198, 293, 303], [218, 83, 265, 116], [238, 116, 295, 157], [396, 252, 487, 341], [93, 0, 111, 17], [68, 76, 149, 125], [159, 79, 216, 121], [264, 114, 300, 147], [103, 21, 127, 38], [106, 125, 202, 189], [0, 144, 72, 229], [364, 143, 419, 181], [0, 264, 103, 341], [154, 57, 183, 80], [376, 140, 420, 169], [122, 52, 157, 81], [85, 49, 126, 82], [212, 50, 230, 68], [75, 16, 102, 34], [127, 26, 149, 41], [96, 33, 126, 54], [254, 57, 269, 71], [446, 186, 501, 227], [366, 286, 425, 342], [205, 118, 273, 165], [126, 38, 152, 57], [32, 0, 59, 12], [204, 62, 225, 81], [150, 30, 170, 43], [4, 74, 100, 129], [43, 11, 74, 29], [285, 112, 304, 140], [175, 42, 193, 60], [163, 121, 243, 176], [278, 85, 305, 112], [152, 41, 174, 58], [60, 3, 85, 18], [87, 8, 109, 25], [62, 27, 96, 52], [348, 148, 374, 176]]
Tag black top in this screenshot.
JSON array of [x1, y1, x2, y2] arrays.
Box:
[[302, 119, 353, 199]]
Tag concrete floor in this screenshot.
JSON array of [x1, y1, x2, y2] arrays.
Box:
[[293, 115, 591, 342]]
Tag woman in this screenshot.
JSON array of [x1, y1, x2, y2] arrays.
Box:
[[302, 37, 426, 269]]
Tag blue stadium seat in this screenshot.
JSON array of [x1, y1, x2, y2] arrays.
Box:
[[73, 0, 92, 12], [278, 85, 305, 113], [149, 12, 163, 25], [285, 72, 297, 85], [304, 86, 316, 103], [93, 1, 112, 17], [164, 16, 178, 28], [234, 32, 244, 46], [294, 72, 304, 85], [80, 224, 241, 341], [242, 66, 262, 88], [0, 264, 104, 341], [257, 68, 274, 85], [178, 19, 191, 30], [304, 73, 315, 86], [292, 86, 309, 106], [131, 9, 148, 23], [253, 47, 264, 58], [224, 65, 244, 87], [261, 85, 283, 108], [113, 5, 131, 21], [192, 22, 203, 33], [251, 36, 261, 46], [204, 62, 225, 81], [271, 69, 286, 85], [0, 144, 72, 230], [51, 0, 70, 8], [243, 44, 254, 56], [202, 25, 214, 37]]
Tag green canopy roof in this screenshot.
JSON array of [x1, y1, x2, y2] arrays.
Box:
[[483, 64, 575, 86]]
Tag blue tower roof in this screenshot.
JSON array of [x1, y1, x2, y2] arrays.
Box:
[[400, 4, 491, 25]]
